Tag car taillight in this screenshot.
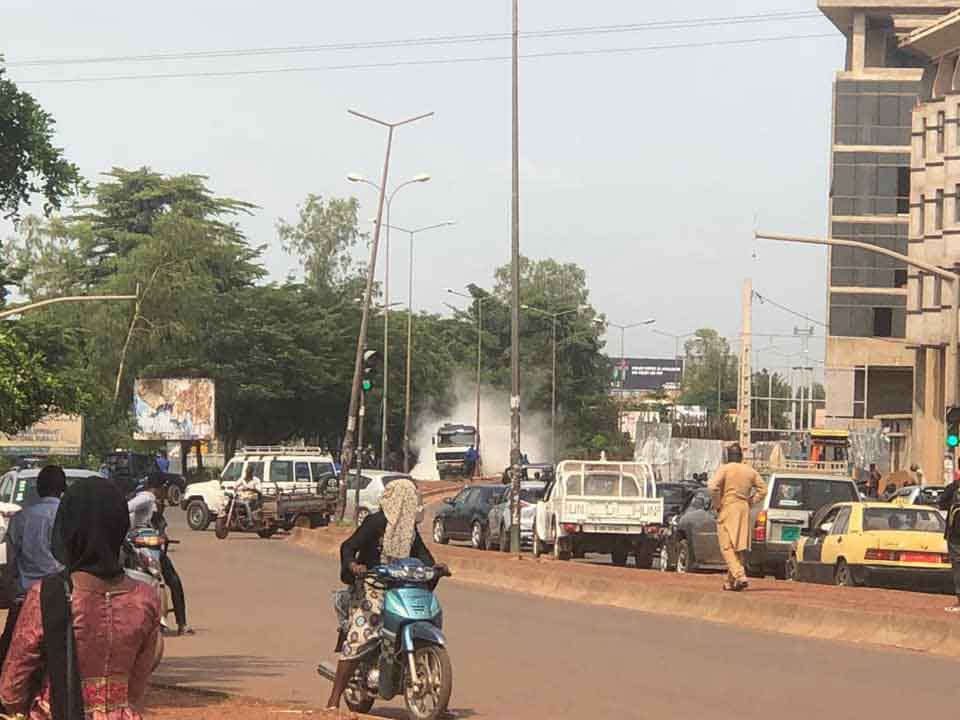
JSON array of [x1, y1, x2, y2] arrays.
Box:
[[900, 551, 943, 564], [865, 549, 899, 561], [561, 523, 579, 535], [753, 511, 767, 543]]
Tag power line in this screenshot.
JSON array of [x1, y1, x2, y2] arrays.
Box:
[[4, 10, 823, 68], [752, 290, 828, 328], [14, 33, 836, 85]]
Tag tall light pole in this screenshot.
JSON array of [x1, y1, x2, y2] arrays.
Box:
[[337, 109, 432, 521], [521, 304, 584, 465], [509, 0, 522, 555], [651, 328, 697, 361], [448, 288, 497, 476], [377, 221, 456, 474], [348, 172, 431, 469], [594, 317, 657, 393]]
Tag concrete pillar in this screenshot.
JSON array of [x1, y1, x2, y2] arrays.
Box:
[[851, 13, 867, 73]]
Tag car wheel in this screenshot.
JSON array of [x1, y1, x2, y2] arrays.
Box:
[[499, 524, 510, 553], [484, 526, 495, 551], [433, 518, 449, 545], [676, 539, 690, 574], [635, 547, 655, 570], [471, 521, 485, 550], [612, 549, 628, 567], [186, 501, 210, 532], [553, 523, 571, 561], [532, 529, 544, 557], [834, 559, 856, 587], [659, 543, 672, 572], [166, 484, 183, 506], [745, 563, 764, 579], [785, 554, 799, 582]]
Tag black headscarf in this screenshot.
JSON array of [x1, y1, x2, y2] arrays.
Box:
[[42, 477, 131, 720]]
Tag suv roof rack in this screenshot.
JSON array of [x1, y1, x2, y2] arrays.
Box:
[[236, 446, 332, 456]]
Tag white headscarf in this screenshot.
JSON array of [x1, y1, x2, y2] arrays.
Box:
[[380, 478, 419, 561]]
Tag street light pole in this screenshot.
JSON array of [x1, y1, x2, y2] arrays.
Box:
[[337, 109, 432, 521], [755, 231, 960, 409], [348, 173, 431, 469], [509, 0, 522, 556], [379, 221, 455, 474], [595, 318, 656, 429]]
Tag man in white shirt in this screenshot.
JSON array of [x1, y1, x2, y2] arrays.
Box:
[[234, 465, 262, 522], [127, 474, 163, 529]]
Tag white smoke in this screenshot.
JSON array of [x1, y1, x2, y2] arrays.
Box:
[[410, 374, 552, 480]]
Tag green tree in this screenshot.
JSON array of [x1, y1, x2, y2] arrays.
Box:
[[0, 67, 82, 221], [678, 328, 738, 417]]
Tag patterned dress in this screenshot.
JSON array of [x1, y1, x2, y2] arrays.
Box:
[[0, 573, 162, 719]]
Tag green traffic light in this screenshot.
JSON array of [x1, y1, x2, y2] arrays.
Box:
[[362, 380, 372, 392], [949, 435, 959, 448]]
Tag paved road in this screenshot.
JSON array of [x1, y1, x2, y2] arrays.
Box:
[[160, 511, 960, 719]]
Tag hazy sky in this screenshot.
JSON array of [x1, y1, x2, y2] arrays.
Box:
[[3, 1, 841, 372]]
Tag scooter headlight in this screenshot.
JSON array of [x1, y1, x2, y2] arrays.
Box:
[[386, 565, 436, 582]]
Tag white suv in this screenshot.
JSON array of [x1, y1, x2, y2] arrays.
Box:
[[182, 447, 336, 531]]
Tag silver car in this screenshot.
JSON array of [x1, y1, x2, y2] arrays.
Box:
[[341, 471, 418, 524], [485, 481, 547, 552]]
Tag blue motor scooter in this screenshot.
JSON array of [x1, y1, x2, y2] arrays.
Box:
[[318, 558, 452, 720]]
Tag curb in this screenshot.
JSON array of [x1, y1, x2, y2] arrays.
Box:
[[289, 527, 960, 658]]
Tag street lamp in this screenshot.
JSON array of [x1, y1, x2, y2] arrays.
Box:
[[378, 221, 456, 473], [594, 317, 656, 428], [448, 288, 499, 476], [348, 172, 431, 469], [520, 303, 584, 464], [651, 328, 698, 361]]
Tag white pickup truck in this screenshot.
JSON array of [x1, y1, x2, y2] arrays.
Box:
[[532, 460, 664, 568]]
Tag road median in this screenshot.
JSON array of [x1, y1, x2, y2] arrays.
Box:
[[291, 526, 960, 658]]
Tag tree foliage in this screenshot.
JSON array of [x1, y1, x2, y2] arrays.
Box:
[[678, 328, 738, 417]]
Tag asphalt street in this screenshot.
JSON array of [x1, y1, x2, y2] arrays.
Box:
[[159, 510, 960, 719]]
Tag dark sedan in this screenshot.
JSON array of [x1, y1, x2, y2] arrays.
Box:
[[658, 488, 726, 573], [432, 484, 506, 550]]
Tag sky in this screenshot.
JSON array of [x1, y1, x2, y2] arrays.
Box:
[[2, 0, 842, 374]]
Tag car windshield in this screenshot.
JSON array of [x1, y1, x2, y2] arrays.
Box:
[[438, 431, 475, 447], [583, 474, 618, 496], [519, 487, 546, 503], [770, 477, 857, 511], [863, 507, 945, 533]]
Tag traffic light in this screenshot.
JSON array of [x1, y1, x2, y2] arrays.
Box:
[[947, 406, 960, 448], [362, 349, 379, 393]]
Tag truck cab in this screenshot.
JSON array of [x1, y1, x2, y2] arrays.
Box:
[[434, 423, 478, 479], [532, 459, 664, 567]]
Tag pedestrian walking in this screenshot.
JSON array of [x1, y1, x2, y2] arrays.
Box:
[[707, 444, 767, 592], [868, 463, 882, 498], [939, 474, 960, 613], [0, 465, 67, 674], [0, 476, 162, 719]]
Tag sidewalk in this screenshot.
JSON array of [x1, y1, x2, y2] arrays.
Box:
[[292, 524, 960, 657]]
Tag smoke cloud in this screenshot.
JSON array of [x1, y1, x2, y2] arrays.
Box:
[[410, 374, 552, 480]]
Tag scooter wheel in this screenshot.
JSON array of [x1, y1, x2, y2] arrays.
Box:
[[214, 518, 230, 540]]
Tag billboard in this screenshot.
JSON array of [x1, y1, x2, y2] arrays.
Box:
[[0, 415, 83, 456], [611, 357, 684, 392], [134, 378, 216, 440]]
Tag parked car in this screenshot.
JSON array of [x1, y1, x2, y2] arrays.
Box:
[[101, 451, 159, 496], [788, 500, 952, 591], [182, 446, 337, 531], [485, 481, 547, 552], [341, 470, 416, 524], [745, 471, 859, 579], [532, 460, 663, 567], [130, 471, 188, 505], [432, 484, 506, 550], [0, 468, 109, 608], [886, 485, 944, 509], [657, 481, 701, 524], [659, 487, 726, 573]]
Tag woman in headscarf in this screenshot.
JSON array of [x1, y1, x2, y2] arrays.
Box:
[[325, 478, 440, 710], [0, 477, 162, 719]]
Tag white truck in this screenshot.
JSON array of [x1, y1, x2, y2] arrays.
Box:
[[434, 423, 479, 479], [532, 459, 664, 568], [182, 446, 337, 531]]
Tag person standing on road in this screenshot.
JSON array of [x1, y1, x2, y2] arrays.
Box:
[[708, 444, 767, 592], [155, 450, 170, 473], [464, 445, 478, 479], [939, 475, 960, 613], [0, 477, 162, 719], [0, 465, 67, 673], [325, 479, 442, 711], [868, 463, 882, 498]]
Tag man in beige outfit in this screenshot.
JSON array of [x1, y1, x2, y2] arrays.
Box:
[[708, 444, 767, 591]]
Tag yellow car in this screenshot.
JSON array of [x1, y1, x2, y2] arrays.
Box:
[[788, 500, 953, 592]]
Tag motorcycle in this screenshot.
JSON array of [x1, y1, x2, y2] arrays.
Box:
[[122, 526, 173, 631], [215, 488, 280, 539], [317, 558, 453, 720]]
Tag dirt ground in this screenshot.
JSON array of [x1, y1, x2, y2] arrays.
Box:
[[144, 685, 365, 720]]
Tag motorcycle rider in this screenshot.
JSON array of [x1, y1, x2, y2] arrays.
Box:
[[234, 464, 263, 525], [128, 473, 194, 636], [325, 479, 445, 711]]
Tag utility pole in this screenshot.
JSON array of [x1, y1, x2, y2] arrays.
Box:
[[509, 0, 522, 556], [739, 280, 752, 460], [337, 110, 432, 521], [355, 394, 365, 526], [794, 326, 814, 430]]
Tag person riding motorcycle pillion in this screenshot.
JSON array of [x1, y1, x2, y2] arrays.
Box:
[[128, 473, 194, 636]]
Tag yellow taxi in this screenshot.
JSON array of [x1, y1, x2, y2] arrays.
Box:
[[787, 499, 953, 592]]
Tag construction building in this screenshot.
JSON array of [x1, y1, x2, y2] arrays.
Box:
[[819, 2, 960, 478]]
